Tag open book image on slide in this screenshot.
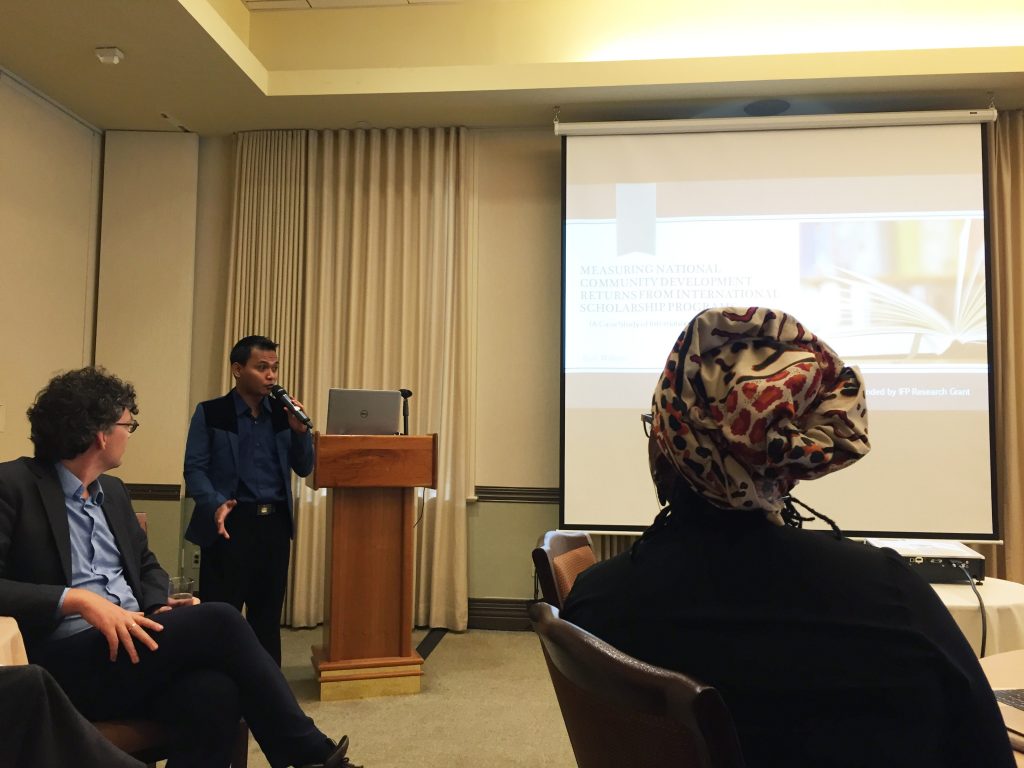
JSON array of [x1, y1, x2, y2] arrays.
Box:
[[802, 216, 987, 365]]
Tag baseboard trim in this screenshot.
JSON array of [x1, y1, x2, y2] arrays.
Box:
[[467, 598, 533, 631], [474, 486, 560, 504], [125, 483, 181, 502]]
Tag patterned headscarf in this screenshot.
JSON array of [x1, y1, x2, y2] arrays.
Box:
[[650, 307, 870, 516]]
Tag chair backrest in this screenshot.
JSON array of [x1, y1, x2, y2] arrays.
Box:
[[532, 530, 597, 609], [530, 602, 745, 768]]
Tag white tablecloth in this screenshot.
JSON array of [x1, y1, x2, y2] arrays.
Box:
[[979, 649, 1024, 766], [932, 577, 1024, 657]]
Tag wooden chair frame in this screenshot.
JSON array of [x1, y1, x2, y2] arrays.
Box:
[[532, 530, 596, 609], [530, 602, 745, 768]]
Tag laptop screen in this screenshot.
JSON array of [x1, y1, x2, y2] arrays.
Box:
[[325, 389, 402, 435]]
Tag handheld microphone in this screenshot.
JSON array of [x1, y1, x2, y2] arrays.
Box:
[[398, 389, 413, 435], [269, 385, 313, 430]]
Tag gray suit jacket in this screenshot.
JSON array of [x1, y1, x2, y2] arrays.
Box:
[[0, 457, 169, 655]]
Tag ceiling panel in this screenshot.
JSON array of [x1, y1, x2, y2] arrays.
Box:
[[1, 0, 1022, 135]]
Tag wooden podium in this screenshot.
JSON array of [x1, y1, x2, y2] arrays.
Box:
[[309, 432, 437, 701]]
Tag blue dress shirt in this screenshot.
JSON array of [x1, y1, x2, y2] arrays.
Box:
[[233, 391, 288, 503], [51, 463, 140, 640]]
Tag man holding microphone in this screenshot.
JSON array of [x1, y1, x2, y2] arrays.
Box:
[[184, 335, 313, 665]]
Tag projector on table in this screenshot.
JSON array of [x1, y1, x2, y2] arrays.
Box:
[[864, 538, 985, 584]]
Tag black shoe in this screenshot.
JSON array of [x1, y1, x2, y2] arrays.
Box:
[[297, 735, 362, 768]]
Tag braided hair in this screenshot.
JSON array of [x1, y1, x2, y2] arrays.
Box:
[[781, 495, 844, 539]]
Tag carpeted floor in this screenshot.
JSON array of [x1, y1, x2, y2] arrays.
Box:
[[241, 626, 576, 767]]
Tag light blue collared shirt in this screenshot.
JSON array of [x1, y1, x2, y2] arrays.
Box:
[[51, 463, 140, 640]]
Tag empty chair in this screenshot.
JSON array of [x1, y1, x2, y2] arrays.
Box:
[[530, 601, 745, 768], [532, 530, 596, 609]]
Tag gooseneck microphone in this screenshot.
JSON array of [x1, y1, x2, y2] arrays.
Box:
[[398, 389, 413, 436], [269, 384, 313, 430]]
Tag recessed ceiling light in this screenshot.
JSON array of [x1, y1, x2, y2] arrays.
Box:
[[95, 46, 125, 65]]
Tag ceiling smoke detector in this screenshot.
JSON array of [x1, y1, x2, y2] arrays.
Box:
[[95, 46, 125, 65]]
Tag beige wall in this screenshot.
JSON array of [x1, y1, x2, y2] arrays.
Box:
[[133, 498, 187, 580], [0, 83, 206, 573], [474, 128, 563, 488], [468, 501, 558, 599], [0, 74, 101, 460], [95, 131, 199, 486], [190, 135, 235, 406], [469, 129, 565, 599]]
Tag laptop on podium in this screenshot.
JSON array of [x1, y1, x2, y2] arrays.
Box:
[[325, 388, 402, 435]]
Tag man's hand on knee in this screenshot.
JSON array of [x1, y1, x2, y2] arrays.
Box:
[[63, 588, 164, 663]]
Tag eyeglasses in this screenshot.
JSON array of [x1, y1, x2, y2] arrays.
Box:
[[640, 413, 653, 438], [115, 419, 140, 434]]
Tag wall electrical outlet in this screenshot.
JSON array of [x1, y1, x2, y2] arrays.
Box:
[[192, 551, 201, 567]]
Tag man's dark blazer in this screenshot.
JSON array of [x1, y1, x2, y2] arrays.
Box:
[[0, 457, 169, 655], [183, 391, 314, 548]]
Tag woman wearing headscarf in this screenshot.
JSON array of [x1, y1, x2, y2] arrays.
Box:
[[562, 306, 1013, 768]]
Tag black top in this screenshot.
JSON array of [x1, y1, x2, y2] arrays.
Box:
[[562, 495, 1014, 768]]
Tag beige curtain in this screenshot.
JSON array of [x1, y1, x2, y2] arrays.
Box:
[[976, 111, 1024, 581], [224, 130, 308, 380], [226, 127, 473, 630], [224, 130, 313, 620]]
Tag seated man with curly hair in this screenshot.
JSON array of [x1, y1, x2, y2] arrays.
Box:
[[0, 367, 358, 768]]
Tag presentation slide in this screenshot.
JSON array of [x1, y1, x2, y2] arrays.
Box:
[[562, 124, 995, 538]]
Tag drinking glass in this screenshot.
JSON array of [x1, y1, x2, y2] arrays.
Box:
[[168, 576, 195, 609]]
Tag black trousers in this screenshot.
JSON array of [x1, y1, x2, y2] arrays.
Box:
[[199, 504, 291, 665], [31, 603, 332, 768], [0, 664, 144, 768]]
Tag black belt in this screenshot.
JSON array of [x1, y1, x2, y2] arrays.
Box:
[[234, 501, 286, 517]]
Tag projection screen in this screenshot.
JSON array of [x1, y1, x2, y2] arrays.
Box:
[[561, 121, 997, 538]]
